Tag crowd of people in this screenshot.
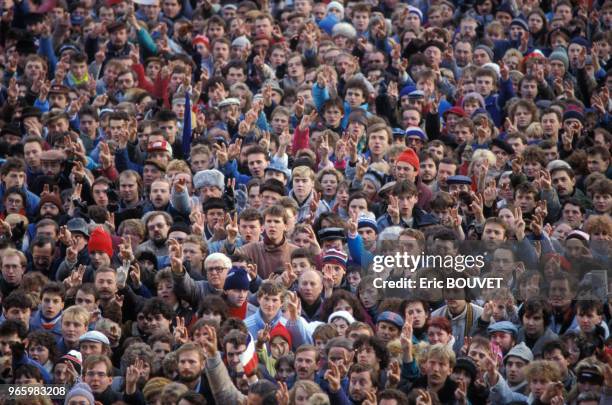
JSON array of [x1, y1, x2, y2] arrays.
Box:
[[0, 0, 611, 404]]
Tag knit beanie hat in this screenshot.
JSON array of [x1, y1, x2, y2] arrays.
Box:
[[88, 227, 113, 258], [223, 267, 250, 291], [362, 169, 385, 192], [503, 342, 533, 364], [327, 1, 344, 17], [328, 310, 356, 325], [269, 323, 292, 347], [57, 350, 83, 376], [64, 383, 94, 405], [549, 48, 569, 70], [39, 193, 64, 213], [193, 169, 225, 191], [474, 44, 494, 61], [405, 127, 428, 142], [396, 148, 420, 172], [322, 248, 348, 268]]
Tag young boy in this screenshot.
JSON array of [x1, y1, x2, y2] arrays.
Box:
[[474, 66, 514, 127], [223, 267, 257, 320], [290, 248, 317, 277], [244, 280, 286, 338], [57, 305, 90, 355], [30, 282, 65, 341], [575, 300, 607, 337]]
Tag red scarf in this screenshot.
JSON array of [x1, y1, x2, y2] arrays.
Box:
[[228, 301, 248, 320]]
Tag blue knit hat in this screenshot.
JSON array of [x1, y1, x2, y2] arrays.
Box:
[[223, 267, 250, 291], [322, 249, 348, 268], [64, 383, 95, 405], [405, 127, 428, 142]]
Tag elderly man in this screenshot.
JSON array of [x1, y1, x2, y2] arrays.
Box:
[[193, 169, 225, 202], [170, 250, 232, 308]]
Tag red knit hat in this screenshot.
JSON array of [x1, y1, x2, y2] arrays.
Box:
[[396, 148, 420, 172], [88, 227, 113, 258], [269, 323, 292, 348], [192, 35, 210, 50]]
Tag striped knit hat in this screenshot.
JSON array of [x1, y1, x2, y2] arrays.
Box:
[[322, 249, 348, 268]]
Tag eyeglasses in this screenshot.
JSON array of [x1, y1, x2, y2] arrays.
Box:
[[85, 371, 109, 378], [206, 266, 228, 274]]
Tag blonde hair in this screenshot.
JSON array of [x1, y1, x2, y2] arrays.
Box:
[[524, 360, 561, 382], [62, 305, 90, 326], [292, 165, 315, 181], [166, 159, 191, 174], [426, 343, 456, 368], [525, 122, 544, 141]]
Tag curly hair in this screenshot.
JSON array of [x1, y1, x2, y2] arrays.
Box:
[[321, 290, 368, 324]]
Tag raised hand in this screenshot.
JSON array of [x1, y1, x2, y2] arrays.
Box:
[[324, 362, 342, 392], [281, 262, 297, 288], [227, 138, 242, 161], [454, 380, 468, 405], [415, 390, 432, 405], [511, 156, 524, 174], [129, 263, 141, 289], [286, 291, 301, 321], [125, 359, 145, 394], [202, 325, 218, 358], [275, 382, 289, 405], [347, 210, 358, 235], [226, 212, 239, 244], [119, 236, 134, 263], [513, 207, 526, 240], [387, 195, 400, 225], [168, 239, 184, 274], [299, 109, 317, 131], [256, 323, 271, 349], [173, 317, 189, 345]]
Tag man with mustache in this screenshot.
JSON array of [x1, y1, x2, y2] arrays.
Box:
[[136, 211, 172, 257]]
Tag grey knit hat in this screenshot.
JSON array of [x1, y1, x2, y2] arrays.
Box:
[[332, 22, 357, 40], [474, 44, 494, 61], [503, 342, 533, 364], [193, 169, 225, 191], [64, 383, 95, 405], [549, 48, 569, 70]]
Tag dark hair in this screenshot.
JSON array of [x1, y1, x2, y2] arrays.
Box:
[[348, 363, 379, 389], [353, 335, 390, 369], [0, 158, 26, 177], [542, 339, 569, 359], [199, 295, 229, 320], [392, 180, 418, 197], [378, 389, 409, 404], [321, 290, 367, 323], [41, 282, 66, 301], [260, 178, 286, 197], [13, 364, 43, 384], [142, 297, 174, 320], [520, 297, 552, 327], [26, 330, 59, 363], [0, 320, 28, 339], [2, 291, 34, 311]]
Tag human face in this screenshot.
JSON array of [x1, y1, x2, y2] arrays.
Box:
[[427, 326, 450, 345], [298, 271, 323, 304], [505, 357, 527, 385], [294, 350, 317, 380], [593, 192, 612, 215], [27, 343, 49, 366], [587, 153, 608, 174], [147, 214, 170, 242], [426, 356, 452, 388], [287, 56, 304, 79], [225, 287, 248, 307], [62, 317, 87, 346], [2, 170, 26, 189], [258, 293, 282, 320], [150, 181, 170, 208], [405, 301, 427, 329], [84, 362, 112, 393], [120, 176, 139, 203], [368, 130, 389, 157], [41, 292, 64, 319], [349, 370, 374, 402], [293, 175, 313, 200], [543, 348, 569, 376], [561, 203, 583, 229], [454, 42, 472, 67], [1, 254, 24, 285], [247, 153, 267, 178], [264, 215, 287, 242], [476, 75, 494, 96], [376, 321, 400, 343], [473, 49, 491, 66], [23, 142, 43, 169], [94, 271, 117, 301], [75, 290, 96, 313], [4, 302, 30, 329], [482, 223, 506, 242], [401, 109, 420, 128], [177, 350, 203, 383], [205, 258, 229, 289], [551, 170, 575, 197], [238, 219, 261, 243], [324, 106, 343, 127], [523, 310, 545, 337]]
